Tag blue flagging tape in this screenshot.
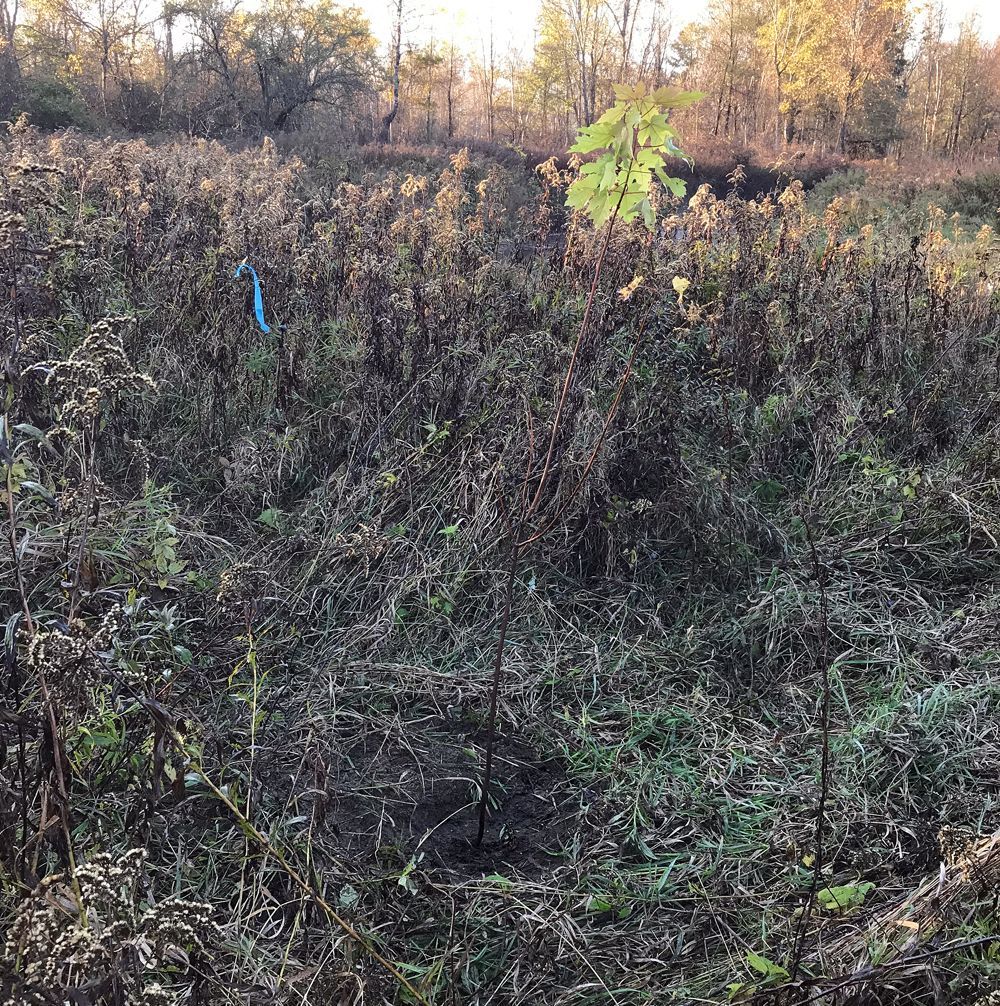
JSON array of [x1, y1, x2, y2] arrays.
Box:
[[233, 262, 272, 334]]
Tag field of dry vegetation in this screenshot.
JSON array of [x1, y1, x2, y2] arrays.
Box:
[[5, 120, 1000, 1006]]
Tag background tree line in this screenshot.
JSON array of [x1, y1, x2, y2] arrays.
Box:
[[0, 0, 997, 158]]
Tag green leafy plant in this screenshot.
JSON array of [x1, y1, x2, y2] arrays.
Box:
[[421, 419, 453, 451], [566, 83, 704, 229], [727, 951, 791, 1000], [397, 857, 420, 894], [139, 519, 186, 588], [256, 506, 283, 530], [428, 593, 455, 616], [816, 882, 875, 913]]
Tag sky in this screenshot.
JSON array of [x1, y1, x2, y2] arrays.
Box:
[[354, 0, 1000, 51]]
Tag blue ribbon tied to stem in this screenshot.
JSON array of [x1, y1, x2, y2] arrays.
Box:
[[233, 262, 272, 334]]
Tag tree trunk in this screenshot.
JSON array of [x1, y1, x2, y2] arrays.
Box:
[[446, 43, 455, 138], [0, 0, 20, 114], [377, 2, 402, 144]]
